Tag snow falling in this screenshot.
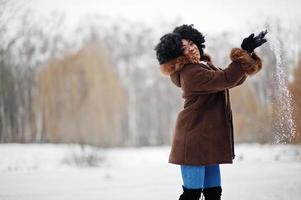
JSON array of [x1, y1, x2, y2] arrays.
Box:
[[266, 32, 296, 144]]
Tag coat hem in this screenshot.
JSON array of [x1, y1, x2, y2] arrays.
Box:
[[168, 159, 233, 166]]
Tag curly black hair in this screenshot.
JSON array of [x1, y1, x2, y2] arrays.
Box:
[[173, 24, 205, 55], [154, 32, 183, 65], [154, 24, 206, 65]]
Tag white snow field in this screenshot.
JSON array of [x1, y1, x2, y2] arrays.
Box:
[[0, 143, 301, 200]]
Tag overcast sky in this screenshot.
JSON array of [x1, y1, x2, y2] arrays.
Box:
[[26, 0, 301, 34]]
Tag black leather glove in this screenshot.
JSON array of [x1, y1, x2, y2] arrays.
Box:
[[241, 30, 268, 53]]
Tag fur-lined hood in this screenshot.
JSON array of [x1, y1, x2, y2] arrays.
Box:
[[160, 53, 212, 76], [160, 48, 262, 88], [160, 53, 212, 88]]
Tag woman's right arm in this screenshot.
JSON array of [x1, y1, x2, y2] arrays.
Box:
[[182, 48, 262, 94]]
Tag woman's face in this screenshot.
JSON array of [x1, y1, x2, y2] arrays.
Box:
[[181, 39, 200, 60]]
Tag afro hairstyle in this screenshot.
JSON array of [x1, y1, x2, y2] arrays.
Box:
[[154, 32, 183, 65], [172, 24, 205, 55]]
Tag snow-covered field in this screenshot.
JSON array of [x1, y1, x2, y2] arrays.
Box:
[[0, 143, 301, 200]]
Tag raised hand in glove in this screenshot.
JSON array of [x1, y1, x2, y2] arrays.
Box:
[[241, 30, 268, 53]]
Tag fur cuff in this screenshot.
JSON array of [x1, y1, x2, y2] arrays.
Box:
[[230, 48, 262, 75]]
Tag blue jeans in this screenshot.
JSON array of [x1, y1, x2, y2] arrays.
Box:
[[180, 164, 221, 189]]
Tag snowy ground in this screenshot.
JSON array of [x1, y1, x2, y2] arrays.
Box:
[[0, 143, 301, 200]]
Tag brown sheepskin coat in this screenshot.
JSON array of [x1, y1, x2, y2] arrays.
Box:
[[160, 48, 262, 165]]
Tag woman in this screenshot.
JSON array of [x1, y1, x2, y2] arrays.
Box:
[[154, 24, 267, 200]]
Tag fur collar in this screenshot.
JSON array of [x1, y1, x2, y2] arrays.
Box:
[[160, 53, 212, 76]]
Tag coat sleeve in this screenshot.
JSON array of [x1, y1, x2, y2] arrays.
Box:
[[182, 62, 246, 94], [181, 48, 262, 94], [233, 75, 247, 87], [216, 65, 247, 88]]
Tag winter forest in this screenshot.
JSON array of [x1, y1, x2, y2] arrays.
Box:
[[1, 1, 301, 147]]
